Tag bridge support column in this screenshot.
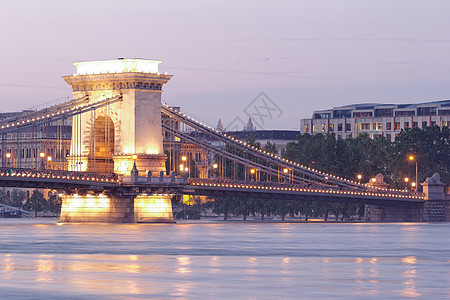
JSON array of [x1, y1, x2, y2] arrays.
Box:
[[422, 173, 449, 222], [364, 203, 423, 222], [59, 193, 173, 223]]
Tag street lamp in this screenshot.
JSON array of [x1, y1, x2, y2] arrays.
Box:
[[404, 177, 409, 191], [179, 164, 184, 172], [411, 182, 416, 191], [283, 168, 290, 183], [181, 156, 187, 162], [39, 152, 45, 169], [6, 153, 11, 168], [409, 155, 418, 192], [47, 156, 52, 170], [250, 168, 256, 181], [357, 174, 362, 184], [212, 163, 218, 179]]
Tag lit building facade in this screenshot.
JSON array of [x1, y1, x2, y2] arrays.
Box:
[[0, 111, 71, 170], [300, 100, 450, 141]]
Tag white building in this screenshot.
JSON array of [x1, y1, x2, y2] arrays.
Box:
[[300, 100, 450, 141]]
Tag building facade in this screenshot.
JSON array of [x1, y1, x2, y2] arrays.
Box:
[[300, 100, 450, 141]]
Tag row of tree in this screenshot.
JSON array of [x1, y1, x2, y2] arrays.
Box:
[[283, 126, 449, 189], [0, 189, 61, 217], [205, 197, 364, 221]]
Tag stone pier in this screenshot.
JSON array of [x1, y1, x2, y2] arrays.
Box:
[[364, 173, 423, 222], [422, 173, 450, 222], [60, 193, 174, 223]]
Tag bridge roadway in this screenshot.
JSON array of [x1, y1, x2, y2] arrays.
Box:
[[0, 168, 425, 206]]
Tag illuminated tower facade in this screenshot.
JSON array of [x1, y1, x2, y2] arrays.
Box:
[[63, 58, 172, 175]]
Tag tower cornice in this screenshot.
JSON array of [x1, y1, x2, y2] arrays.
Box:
[[63, 72, 172, 92]]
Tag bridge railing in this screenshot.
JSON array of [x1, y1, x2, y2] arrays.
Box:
[[188, 178, 426, 199], [0, 167, 118, 182]]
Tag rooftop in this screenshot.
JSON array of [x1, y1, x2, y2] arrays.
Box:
[[74, 58, 162, 75]]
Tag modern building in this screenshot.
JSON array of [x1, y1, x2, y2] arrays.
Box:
[[300, 100, 450, 141]]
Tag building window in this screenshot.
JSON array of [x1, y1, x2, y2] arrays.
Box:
[[395, 122, 400, 130], [431, 121, 436, 126], [314, 113, 331, 119], [313, 124, 317, 132], [438, 109, 450, 116], [361, 123, 370, 130], [375, 108, 393, 117], [422, 121, 427, 128], [346, 123, 352, 132], [395, 110, 415, 117], [329, 124, 334, 131], [412, 122, 418, 128], [418, 107, 437, 116], [377, 123, 382, 130], [321, 124, 326, 132], [338, 124, 343, 132], [404, 122, 409, 128], [353, 112, 373, 118], [334, 110, 351, 118], [386, 133, 392, 141], [386, 122, 392, 130], [304, 124, 309, 132]]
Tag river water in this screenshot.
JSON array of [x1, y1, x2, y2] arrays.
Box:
[[0, 219, 448, 299]]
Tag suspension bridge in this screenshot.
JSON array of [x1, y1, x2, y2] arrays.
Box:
[[0, 58, 443, 223]]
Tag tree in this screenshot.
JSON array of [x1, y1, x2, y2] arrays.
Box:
[[23, 190, 47, 217], [47, 194, 62, 215], [8, 189, 26, 208]]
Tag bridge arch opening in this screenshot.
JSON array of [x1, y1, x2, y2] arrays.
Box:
[[88, 115, 114, 173]]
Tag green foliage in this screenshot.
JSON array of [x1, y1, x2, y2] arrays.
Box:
[[47, 194, 62, 214], [390, 126, 449, 187], [23, 190, 47, 217]]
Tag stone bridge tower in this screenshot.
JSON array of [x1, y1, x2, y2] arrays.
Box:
[[60, 59, 174, 223], [63, 58, 172, 175]]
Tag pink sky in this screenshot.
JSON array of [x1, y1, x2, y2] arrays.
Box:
[[1, 0, 450, 130]]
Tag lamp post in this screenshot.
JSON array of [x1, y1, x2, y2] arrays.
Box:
[[409, 155, 418, 192], [212, 163, 218, 179], [250, 168, 256, 181], [39, 152, 45, 169], [181, 156, 188, 177], [357, 174, 362, 184], [47, 156, 52, 170], [404, 177, 409, 191], [6, 153, 11, 168], [283, 168, 289, 183]]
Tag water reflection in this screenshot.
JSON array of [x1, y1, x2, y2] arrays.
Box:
[[401, 256, 420, 297], [0, 221, 447, 299]]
